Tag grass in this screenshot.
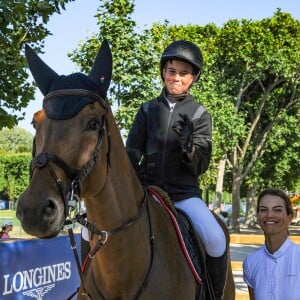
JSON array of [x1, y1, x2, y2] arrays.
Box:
[[0, 209, 30, 238], [0, 209, 81, 239]]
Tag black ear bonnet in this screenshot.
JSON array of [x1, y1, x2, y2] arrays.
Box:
[[44, 73, 104, 120], [25, 39, 112, 120]]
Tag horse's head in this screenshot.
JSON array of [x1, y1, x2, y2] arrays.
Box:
[[17, 40, 112, 238]]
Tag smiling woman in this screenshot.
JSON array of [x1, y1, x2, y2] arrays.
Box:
[[243, 188, 300, 300]]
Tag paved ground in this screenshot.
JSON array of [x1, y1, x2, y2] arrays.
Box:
[[230, 243, 261, 295], [231, 242, 261, 262]]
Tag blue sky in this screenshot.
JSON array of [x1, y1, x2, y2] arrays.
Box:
[[18, 0, 300, 133]]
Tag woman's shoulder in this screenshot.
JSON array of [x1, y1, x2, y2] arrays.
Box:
[[290, 239, 300, 253], [243, 246, 265, 265]]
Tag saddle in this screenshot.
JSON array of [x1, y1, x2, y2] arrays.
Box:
[[176, 208, 206, 277], [147, 186, 215, 299]]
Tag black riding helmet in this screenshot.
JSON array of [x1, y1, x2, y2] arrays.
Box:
[[160, 40, 203, 82]]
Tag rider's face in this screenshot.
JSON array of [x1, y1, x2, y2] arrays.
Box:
[[163, 60, 195, 95]]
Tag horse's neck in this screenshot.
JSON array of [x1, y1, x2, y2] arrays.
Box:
[[105, 150, 145, 219], [85, 147, 150, 298], [107, 115, 145, 208], [86, 114, 145, 228]]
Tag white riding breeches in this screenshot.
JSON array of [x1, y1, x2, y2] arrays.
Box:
[[174, 197, 226, 257]]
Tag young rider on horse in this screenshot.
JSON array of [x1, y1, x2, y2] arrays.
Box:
[[126, 40, 227, 299]]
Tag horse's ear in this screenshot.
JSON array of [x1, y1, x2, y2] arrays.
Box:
[[88, 39, 112, 96], [25, 44, 59, 96]]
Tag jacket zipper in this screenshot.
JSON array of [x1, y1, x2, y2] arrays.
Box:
[[161, 105, 175, 183]]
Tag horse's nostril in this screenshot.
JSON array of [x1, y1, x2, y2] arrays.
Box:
[[44, 200, 56, 215]]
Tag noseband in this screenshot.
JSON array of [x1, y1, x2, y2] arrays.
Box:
[[30, 89, 110, 219]]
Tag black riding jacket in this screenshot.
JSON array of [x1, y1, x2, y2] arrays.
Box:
[[126, 90, 212, 202]]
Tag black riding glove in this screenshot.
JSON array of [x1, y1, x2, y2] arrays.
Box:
[[172, 113, 194, 154]]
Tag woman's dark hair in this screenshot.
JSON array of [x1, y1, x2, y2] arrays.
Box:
[[257, 188, 293, 216]]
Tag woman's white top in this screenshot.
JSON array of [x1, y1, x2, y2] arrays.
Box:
[[243, 237, 300, 300]]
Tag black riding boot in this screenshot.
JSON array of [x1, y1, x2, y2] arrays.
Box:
[[206, 252, 228, 300]]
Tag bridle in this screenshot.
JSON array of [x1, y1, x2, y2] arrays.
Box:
[[30, 89, 110, 220], [29, 89, 154, 299]]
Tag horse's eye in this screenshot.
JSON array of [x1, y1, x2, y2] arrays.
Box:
[[88, 118, 101, 131]]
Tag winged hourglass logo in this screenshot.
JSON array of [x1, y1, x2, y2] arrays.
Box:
[[22, 284, 55, 300]]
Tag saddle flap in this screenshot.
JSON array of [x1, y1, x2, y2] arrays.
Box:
[[176, 208, 207, 275]]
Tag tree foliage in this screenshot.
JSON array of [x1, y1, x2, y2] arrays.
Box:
[[0, 0, 74, 129], [0, 127, 33, 153], [0, 127, 32, 201], [211, 10, 300, 230], [2, 1, 299, 225], [0, 153, 31, 201], [69, 4, 300, 230], [69, 0, 161, 133]]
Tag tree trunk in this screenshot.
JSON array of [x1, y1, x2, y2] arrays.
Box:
[[245, 184, 258, 228], [215, 155, 226, 208], [231, 148, 241, 233]]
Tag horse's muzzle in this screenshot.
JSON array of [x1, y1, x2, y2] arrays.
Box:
[[17, 192, 65, 238]]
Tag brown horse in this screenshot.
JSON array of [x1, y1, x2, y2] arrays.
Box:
[[17, 40, 235, 300]]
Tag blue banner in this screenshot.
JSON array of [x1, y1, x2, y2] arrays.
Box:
[[0, 234, 81, 300]]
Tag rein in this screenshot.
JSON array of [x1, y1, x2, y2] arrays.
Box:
[[66, 190, 154, 300], [75, 190, 149, 259]]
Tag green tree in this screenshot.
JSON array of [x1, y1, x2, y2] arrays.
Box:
[[0, 153, 31, 201], [160, 14, 300, 215], [0, 127, 33, 153], [243, 115, 300, 226], [0, 0, 74, 129], [69, 0, 164, 133], [69, 4, 300, 230], [212, 10, 300, 231]]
